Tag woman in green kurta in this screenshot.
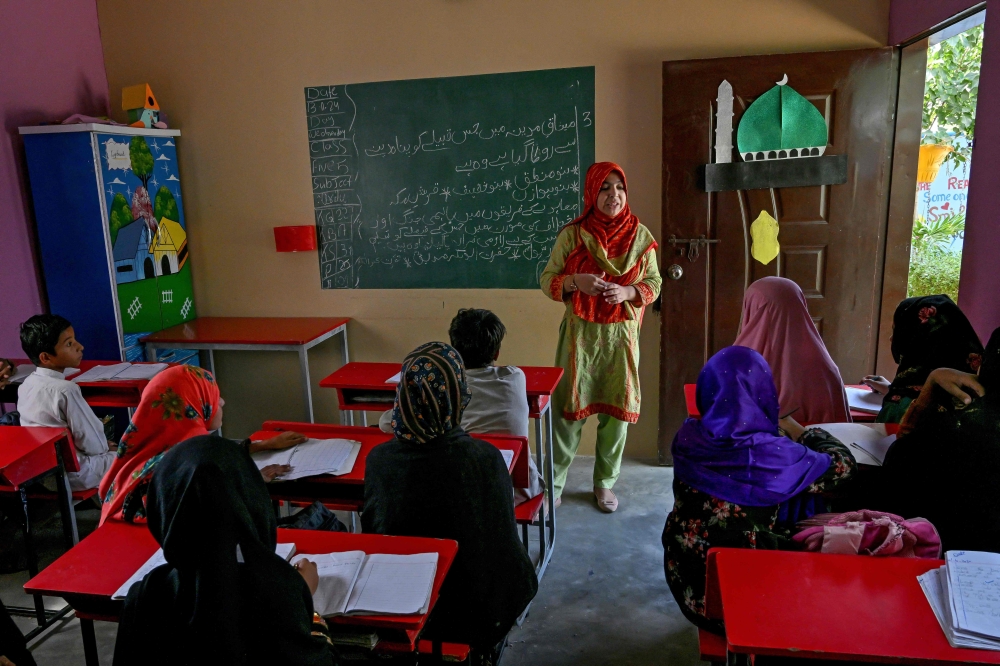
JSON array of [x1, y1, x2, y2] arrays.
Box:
[[540, 162, 661, 513]]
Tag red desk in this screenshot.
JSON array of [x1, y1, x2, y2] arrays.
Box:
[[684, 382, 878, 423], [141, 317, 351, 424], [5, 359, 169, 409], [253, 423, 527, 512], [0, 426, 80, 634], [319, 361, 562, 580], [705, 548, 1000, 664], [25, 520, 459, 665]]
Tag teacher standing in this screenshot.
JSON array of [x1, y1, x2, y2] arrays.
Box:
[[540, 162, 661, 513]]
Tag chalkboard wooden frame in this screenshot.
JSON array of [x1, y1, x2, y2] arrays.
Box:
[[304, 67, 596, 289]]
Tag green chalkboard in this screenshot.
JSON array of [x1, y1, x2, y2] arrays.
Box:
[[305, 67, 595, 289]]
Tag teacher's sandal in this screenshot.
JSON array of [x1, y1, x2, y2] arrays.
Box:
[[594, 488, 618, 513]]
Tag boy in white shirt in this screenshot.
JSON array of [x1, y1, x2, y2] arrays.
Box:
[[380, 308, 544, 503], [17, 315, 115, 491]]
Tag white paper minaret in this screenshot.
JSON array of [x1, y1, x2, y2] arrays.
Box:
[[715, 80, 734, 163]]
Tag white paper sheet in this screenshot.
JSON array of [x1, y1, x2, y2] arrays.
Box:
[[845, 386, 884, 414], [500, 448, 514, 470], [113, 363, 168, 380], [72, 363, 131, 382], [806, 423, 895, 466], [251, 439, 360, 481], [385, 371, 401, 384], [8, 365, 36, 384], [293, 551, 366, 617], [346, 552, 438, 616], [946, 550, 1000, 640]]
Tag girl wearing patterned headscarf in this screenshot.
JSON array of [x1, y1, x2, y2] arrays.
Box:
[[540, 162, 661, 512], [363, 342, 537, 658], [99, 365, 304, 525]]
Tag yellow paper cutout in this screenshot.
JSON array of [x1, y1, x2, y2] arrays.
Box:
[[750, 211, 780, 265]]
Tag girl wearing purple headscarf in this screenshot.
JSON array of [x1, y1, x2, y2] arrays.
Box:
[[662, 346, 856, 632]]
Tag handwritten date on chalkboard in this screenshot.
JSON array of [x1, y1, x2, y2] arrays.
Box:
[[304, 67, 595, 289]]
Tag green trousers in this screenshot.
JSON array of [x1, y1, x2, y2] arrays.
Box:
[[551, 412, 629, 498]]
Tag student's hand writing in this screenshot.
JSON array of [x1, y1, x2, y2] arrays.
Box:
[[925, 367, 984, 407], [262, 431, 307, 451], [294, 558, 319, 595], [573, 273, 608, 296], [861, 375, 891, 395], [260, 464, 292, 482], [0, 655, 16, 666], [602, 284, 638, 305], [778, 416, 806, 442]]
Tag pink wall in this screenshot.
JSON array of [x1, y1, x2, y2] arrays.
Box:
[[891, 0, 1000, 341], [0, 0, 109, 358]]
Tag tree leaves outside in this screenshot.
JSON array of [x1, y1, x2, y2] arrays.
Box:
[[108, 192, 132, 246], [154, 186, 179, 223], [923, 25, 982, 168], [908, 213, 965, 300], [129, 136, 154, 188]]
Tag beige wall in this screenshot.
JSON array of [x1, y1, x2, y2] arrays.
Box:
[[96, 0, 888, 454]]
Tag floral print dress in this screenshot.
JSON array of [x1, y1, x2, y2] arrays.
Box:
[[662, 428, 856, 631]]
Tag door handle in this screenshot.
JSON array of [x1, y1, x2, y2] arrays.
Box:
[[666, 264, 684, 280]]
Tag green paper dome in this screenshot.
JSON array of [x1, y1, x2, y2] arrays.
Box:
[[736, 79, 828, 161]]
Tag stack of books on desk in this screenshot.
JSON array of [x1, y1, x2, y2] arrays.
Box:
[[918, 550, 1000, 651]]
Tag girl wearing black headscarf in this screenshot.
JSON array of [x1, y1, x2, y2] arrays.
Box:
[[881, 327, 999, 553], [865, 295, 983, 423], [113, 436, 338, 666], [363, 342, 537, 660]]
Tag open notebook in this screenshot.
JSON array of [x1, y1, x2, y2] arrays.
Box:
[[292, 551, 437, 617], [918, 550, 1000, 651], [72, 362, 168, 382], [8, 365, 79, 383], [113, 543, 297, 600], [845, 386, 883, 414], [806, 423, 896, 466], [251, 438, 361, 481]]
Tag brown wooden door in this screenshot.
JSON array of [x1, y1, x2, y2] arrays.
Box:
[[659, 48, 899, 463]]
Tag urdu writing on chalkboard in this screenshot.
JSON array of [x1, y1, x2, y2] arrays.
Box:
[[304, 66, 595, 290]]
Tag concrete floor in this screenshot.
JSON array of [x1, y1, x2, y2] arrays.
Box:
[[0, 456, 699, 666]]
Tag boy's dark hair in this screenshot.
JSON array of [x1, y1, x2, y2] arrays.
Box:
[[448, 308, 506, 369], [20, 314, 72, 366]]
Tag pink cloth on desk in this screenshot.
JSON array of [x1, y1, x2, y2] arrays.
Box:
[[734, 277, 850, 424], [793, 510, 942, 559]]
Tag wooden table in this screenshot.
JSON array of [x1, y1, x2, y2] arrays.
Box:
[[141, 317, 351, 423], [318, 361, 562, 579], [0, 426, 79, 636], [253, 423, 527, 512], [705, 548, 1000, 664], [24, 521, 459, 666]]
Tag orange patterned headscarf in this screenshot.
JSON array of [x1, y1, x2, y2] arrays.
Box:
[[99, 365, 220, 525], [561, 162, 657, 324]]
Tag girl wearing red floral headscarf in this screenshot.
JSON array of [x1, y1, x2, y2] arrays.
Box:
[[540, 162, 661, 512], [98, 365, 303, 524]]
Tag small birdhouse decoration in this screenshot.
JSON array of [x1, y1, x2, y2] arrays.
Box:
[[122, 83, 161, 129]]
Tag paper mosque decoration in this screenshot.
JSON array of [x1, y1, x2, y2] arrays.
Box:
[[719, 75, 828, 162]]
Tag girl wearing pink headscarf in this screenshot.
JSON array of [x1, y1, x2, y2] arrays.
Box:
[[733, 277, 850, 424]]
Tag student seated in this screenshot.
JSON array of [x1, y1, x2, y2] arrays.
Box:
[[112, 436, 339, 666], [364, 342, 537, 659], [99, 364, 303, 524], [734, 276, 850, 423], [880, 326, 1000, 552], [380, 308, 543, 503], [662, 346, 855, 633], [16, 315, 115, 491], [863, 295, 982, 423]]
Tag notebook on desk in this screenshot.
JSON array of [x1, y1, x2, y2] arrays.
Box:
[[292, 551, 437, 617], [845, 386, 883, 414], [918, 550, 1000, 651], [72, 362, 167, 383], [806, 422, 895, 466], [251, 438, 361, 481], [8, 365, 79, 383]]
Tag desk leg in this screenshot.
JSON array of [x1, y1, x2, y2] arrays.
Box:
[[542, 405, 556, 576], [54, 444, 80, 547], [298, 347, 315, 423], [19, 489, 45, 626], [80, 618, 99, 666], [533, 416, 547, 574], [338, 328, 355, 426]]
